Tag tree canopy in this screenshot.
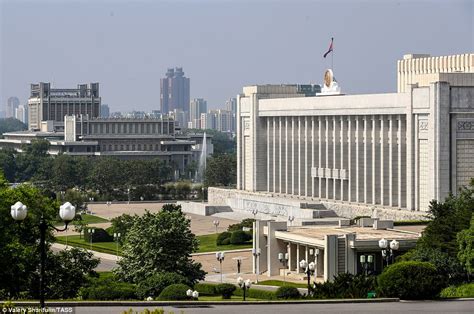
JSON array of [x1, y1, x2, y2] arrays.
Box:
[[115, 205, 206, 284]]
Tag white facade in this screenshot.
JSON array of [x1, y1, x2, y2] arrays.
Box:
[[236, 54, 474, 213]]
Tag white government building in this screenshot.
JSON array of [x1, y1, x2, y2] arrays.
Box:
[[203, 53, 474, 281]]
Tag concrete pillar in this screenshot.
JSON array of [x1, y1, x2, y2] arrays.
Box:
[[389, 116, 394, 207], [285, 117, 289, 194], [266, 221, 288, 276], [305, 117, 309, 197], [348, 117, 352, 202], [380, 117, 385, 205], [279, 117, 283, 194], [356, 117, 360, 203], [364, 116, 368, 203], [372, 116, 376, 204], [296, 244, 301, 274], [340, 117, 345, 201], [325, 117, 329, 199], [345, 233, 356, 275], [267, 118, 271, 192], [292, 117, 295, 195], [318, 116, 323, 198], [312, 117, 316, 197], [324, 235, 338, 282], [253, 220, 268, 275]]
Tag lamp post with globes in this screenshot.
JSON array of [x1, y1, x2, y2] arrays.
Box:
[[213, 220, 220, 234], [299, 259, 315, 295], [251, 208, 258, 220], [237, 277, 252, 301], [10, 201, 76, 309], [216, 251, 225, 283], [186, 289, 199, 300], [278, 252, 289, 282], [379, 238, 400, 268]]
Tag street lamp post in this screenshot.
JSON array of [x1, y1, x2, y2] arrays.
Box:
[[10, 201, 76, 309], [379, 238, 400, 268], [216, 251, 225, 283], [213, 220, 220, 234], [360, 254, 374, 275], [310, 248, 320, 282], [237, 277, 252, 301], [114, 232, 121, 260], [252, 248, 261, 283], [88, 228, 95, 250], [299, 259, 315, 296], [278, 252, 289, 282]]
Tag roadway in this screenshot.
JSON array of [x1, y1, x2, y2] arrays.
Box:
[[74, 300, 474, 314]]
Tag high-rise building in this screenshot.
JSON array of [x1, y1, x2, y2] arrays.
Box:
[[100, 104, 110, 118], [226, 98, 237, 133], [160, 67, 190, 116], [170, 109, 187, 129], [15, 105, 28, 124], [189, 98, 207, 129], [28, 82, 100, 130], [6, 97, 19, 118]]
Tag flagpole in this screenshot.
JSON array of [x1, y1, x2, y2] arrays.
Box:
[[331, 38, 334, 71]]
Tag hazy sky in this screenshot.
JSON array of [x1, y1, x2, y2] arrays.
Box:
[[1, 0, 472, 112]]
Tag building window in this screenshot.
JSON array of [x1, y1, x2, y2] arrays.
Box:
[[120, 145, 124, 150], [126, 144, 129, 150], [102, 145, 106, 151], [138, 144, 141, 150], [132, 144, 135, 150], [114, 144, 118, 150], [109, 144, 112, 151]]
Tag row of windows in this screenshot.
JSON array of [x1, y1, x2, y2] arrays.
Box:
[[90, 122, 174, 135], [102, 143, 160, 151]]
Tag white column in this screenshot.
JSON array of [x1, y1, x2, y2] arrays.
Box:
[[325, 117, 329, 199], [356, 117, 360, 203], [398, 115, 402, 208], [267, 118, 271, 192], [389, 116, 394, 207], [348, 117, 352, 202], [333, 116, 337, 200], [286, 117, 289, 194], [273, 117, 276, 193], [318, 117, 322, 198], [312, 117, 316, 197], [380, 117, 385, 205], [414, 115, 419, 210], [305, 117, 309, 197], [372, 116, 376, 205], [340, 116, 344, 201], [279, 117, 283, 194], [296, 244, 301, 274], [298, 117, 302, 196], [291, 117, 295, 194], [364, 116, 368, 203]]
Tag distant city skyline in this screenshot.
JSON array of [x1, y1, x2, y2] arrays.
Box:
[[1, 0, 472, 112]]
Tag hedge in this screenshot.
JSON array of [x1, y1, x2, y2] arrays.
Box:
[[230, 230, 252, 245], [216, 232, 231, 245], [194, 283, 218, 296], [440, 283, 474, 298], [136, 272, 190, 299], [215, 283, 236, 299], [80, 282, 137, 300], [233, 288, 277, 300], [377, 261, 443, 299], [275, 286, 301, 299], [158, 284, 192, 300]]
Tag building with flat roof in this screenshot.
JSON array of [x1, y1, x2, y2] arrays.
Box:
[[205, 53, 474, 223], [27, 82, 100, 130]]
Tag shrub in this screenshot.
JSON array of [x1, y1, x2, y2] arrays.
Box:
[[215, 283, 236, 299], [136, 272, 190, 299], [216, 232, 231, 245], [80, 282, 137, 300], [275, 286, 300, 299], [194, 283, 217, 296], [84, 228, 113, 242], [312, 273, 376, 299], [234, 288, 277, 300], [377, 261, 443, 299], [440, 283, 474, 298], [158, 284, 191, 300], [230, 230, 251, 245], [228, 218, 255, 232], [221, 238, 231, 245]]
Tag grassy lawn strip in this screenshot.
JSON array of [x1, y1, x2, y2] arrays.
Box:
[[56, 233, 252, 255], [440, 282, 474, 298], [56, 235, 120, 256], [198, 295, 261, 301], [256, 280, 307, 289], [196, 233, 252, 253], [78, 214, 109, 224]]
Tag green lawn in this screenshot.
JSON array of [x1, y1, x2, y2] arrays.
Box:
[[56, 232, 252, 255], [257, 280, 307, 289], [198, 295, 262, 301], [55, 214, 109, 227], [78, 214, 109, 224], [196, 233, 252, 253], [56, 235, 121, 255]]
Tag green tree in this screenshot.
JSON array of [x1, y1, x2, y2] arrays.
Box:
[[115, 210, 205, 284], [0, 149, 17, 182], [457, 214, 474, 274], [204, 153, 236, 187], [40, 248, 99, 299], [87, 157, 124, 193], [0, 118, 27, 136], [110, 213, 136, 244]]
